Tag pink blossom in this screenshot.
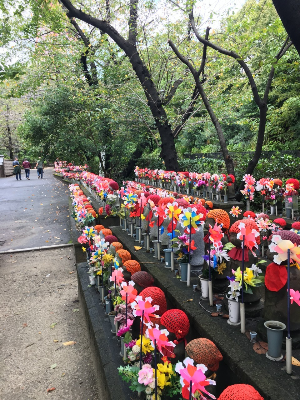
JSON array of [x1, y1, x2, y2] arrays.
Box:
[[138, 364, 154, 386]]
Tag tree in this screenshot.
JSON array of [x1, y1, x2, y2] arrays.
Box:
[[272, 0, 300, 57]]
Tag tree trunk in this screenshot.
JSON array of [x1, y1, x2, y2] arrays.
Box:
[[272, 0, 300, 57], [59, 0, 179, 171], [6, 104, 13, 159]]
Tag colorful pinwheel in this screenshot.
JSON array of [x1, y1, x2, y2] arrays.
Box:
[[131, 296, 159, 322], [120, 281, 138, 303]]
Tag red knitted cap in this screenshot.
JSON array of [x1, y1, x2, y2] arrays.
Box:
[[131, 271, 154, 288], [160, 309, 190, 339], [186, 338, 223, 371], [104, 235, 118, 244], [243, 211, 256, 219], [95, 225, 105, 233], [273, 218, 286, 227], [218, 384, 263, 400], [140, 287, 167, 316], [148, 195, 161, 205]]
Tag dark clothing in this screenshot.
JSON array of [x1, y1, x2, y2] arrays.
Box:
[[37, 168, 43, 179], [13, 164, 21, 180], [22, 161, 31, 169]]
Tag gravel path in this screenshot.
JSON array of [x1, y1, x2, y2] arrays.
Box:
[[0, 239, 100, 399]]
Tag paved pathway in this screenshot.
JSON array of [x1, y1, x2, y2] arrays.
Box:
[[0, 168, 71, 251], [0, 169, 101, 399]]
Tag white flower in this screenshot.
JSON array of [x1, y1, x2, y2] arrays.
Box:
[[250, 264, 262, 276], [128, 354, 136, 361], [132, 345, 140, 353], [145, 387, 152, 394]]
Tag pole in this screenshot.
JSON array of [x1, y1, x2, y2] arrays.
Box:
[[139, 311, 144, 370], [240, 235, 246, 333]]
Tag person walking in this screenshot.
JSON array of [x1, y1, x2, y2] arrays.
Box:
[[36, 158, 44, 179], [13, 157, 22, 181], [22, 158, 31, 180]]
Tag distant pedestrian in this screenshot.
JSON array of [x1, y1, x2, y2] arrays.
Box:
[[22, 158, 31, 180], [36, 158, 44, 179], [13, 157, 22, 181]]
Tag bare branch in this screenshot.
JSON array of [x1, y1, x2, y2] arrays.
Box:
[[189, 10, 262, 107], [162, 78, 184, 105]]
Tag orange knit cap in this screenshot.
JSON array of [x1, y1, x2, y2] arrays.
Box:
[[87, 209, 97, 217], [95, 225, 105, 233], [185, 338, 223, 371], [140, 287, 167, 316], [160, 309, 190, 339], [207, 209, 230, 229], [198, 198, 206, 206], [123, 260, 141, 274], [205, 201, 213, 209], [116, 249, 131, 264], [100, 228, 112, 236], [218, 384, 263, 400], [111, 242, 123, 251]]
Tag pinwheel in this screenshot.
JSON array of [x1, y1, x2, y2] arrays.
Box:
[[166, 203, 182, 221], [237, 222, 259, 252], [110, 268, 124, 286], [120, 281, 138, 303], [229, 206, 242, 217], [175, 357, 216, 399], [209, 223, 224, 249], [180, 211, 202, 234], [269, 236, 300, 265], [146, 325, 175, 355], [131, 296, 159, 322]]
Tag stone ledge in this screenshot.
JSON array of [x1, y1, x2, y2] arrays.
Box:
[[111, 226, 300, 400]]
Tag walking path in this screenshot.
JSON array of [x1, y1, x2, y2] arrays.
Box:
[[0, 168, 101, 399]]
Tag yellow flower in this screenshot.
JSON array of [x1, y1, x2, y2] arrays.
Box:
[[244, 267, 254, 286], [135, 335, 154, 354], [96, 270, 102, 275], [155, 369, 171, 389], [102, 254, 114, 264], [217, 261, 227, 274], [82, 246, 86, 252]]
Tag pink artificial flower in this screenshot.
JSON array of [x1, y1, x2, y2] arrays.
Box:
[[131, 296, 159, 322], [146, 325, 175, 355], [120, 281, 138, 303], [138, 364, 154, 386], [110, 268, 124, 286], [290, 289, 300, 306]]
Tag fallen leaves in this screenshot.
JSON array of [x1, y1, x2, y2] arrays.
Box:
[[63, 341, 76, 346], [50, 363, 57, 369], [50, 322, 57, 329], [47, 387, 56, 393], [53, 339, 59, 343], [134, 246, 142, 251], [292, 357, 300, 367], [23, 323, 28, 328], [253, 341, 268, 355]]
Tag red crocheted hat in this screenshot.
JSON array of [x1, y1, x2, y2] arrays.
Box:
[[273, 218, 286, 227], [158, 197, 174, 206], [218, 384, 263, 400], [160, 309, 190, 339], [230, 218, 259, 233], [207, 209, 230, 229], [148, 195, 161, 205], [193, 204, 207, 221], [243, 211, 256, 219], [265, 262, 287, 292], [108, 180, 119, 191], [176, 198, 189, 208], [123, 260, 141, 274], [104, 235, 118, 244], [131, 271, 154, 288], [140, 287, 167, 316], [186, 338, 223, 371], [286, 178, 300, 190], [292, 222, 300, 230]]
